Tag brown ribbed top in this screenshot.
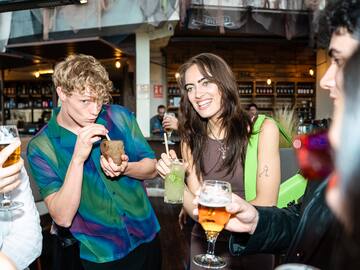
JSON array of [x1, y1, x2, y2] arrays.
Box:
[[201, 137, 245, 198], [191, 137, 245, 241]]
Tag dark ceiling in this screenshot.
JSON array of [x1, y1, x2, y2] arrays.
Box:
[[6, 37, 127, 63], [0, 0, 84, 12], [0, 52, 38, 69]]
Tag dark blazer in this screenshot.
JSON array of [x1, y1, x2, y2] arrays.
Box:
[[229, 179, 342, 270]]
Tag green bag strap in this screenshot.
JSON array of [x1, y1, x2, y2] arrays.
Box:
[[244, 114, 293, 201], [244, 114, 266, 201]]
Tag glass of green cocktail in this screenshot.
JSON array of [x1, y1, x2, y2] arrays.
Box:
[[164, 159, 185, 204]]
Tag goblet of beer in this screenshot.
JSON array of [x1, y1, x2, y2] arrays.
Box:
[[193, 180, 232, 269], [0, 125, 23, 211]]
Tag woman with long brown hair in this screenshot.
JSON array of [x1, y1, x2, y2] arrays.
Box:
[[157, 53, 280, 269]]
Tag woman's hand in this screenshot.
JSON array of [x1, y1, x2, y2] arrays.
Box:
[[178, 207, 188, 230], [156, 149, 178, 179]]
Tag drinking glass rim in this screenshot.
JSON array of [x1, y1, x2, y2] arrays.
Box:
[[203, 179, 230, 186], [0, 125, 19, 143], [171, 158, 183, 163]]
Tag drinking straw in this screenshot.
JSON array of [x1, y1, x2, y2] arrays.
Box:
[[163, 132, 170, 157], [105, 133, 111, 141]]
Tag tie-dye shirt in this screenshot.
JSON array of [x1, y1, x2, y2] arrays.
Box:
[[27, 105, 160, 263]]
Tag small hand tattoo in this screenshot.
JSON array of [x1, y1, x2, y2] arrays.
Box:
[[259, 165, 270, 178]]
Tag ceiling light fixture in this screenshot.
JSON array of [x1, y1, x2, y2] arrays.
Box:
[[309, 68, 314, 77], [115, 60, 121, 69], [33, 69, 54, 78]]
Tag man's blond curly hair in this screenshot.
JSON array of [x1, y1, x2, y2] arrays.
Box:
[[53, 54, 112, 103]]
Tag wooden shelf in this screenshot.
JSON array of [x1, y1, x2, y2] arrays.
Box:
[[237, 79, 316, 119], [254, 93, 274, 97], [2, 80, 56, 124]]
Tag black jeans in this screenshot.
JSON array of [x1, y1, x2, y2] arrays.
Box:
[[81, 234, 162, 270], [51, 232, 84, 270]]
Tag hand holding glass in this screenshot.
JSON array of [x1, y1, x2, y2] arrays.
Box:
[[163, 112, 176, 145], [0, 125, 23, 211], [193, 180, 232, 269]]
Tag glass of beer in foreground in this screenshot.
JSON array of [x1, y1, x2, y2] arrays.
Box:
[[0, 125, 23, 211], [193, 180, 231, 269]]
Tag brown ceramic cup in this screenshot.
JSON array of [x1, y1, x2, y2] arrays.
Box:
[[100, 139, 125, 166]]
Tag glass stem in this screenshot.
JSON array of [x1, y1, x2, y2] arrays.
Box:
[[3, 193, 10, 201], [206, 234, 219, 256]]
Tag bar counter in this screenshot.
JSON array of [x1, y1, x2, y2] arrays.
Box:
[[145, 135, 182, 159]]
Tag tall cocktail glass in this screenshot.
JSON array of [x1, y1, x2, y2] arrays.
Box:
[[164, 158, 185, 204]]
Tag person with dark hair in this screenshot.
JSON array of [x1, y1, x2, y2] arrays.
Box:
[[215, 1, 360, 269], [157, 53, 280, 269], [150, 105, 166, 136], [326, 47, 360, 269], [247, 103, 258, 121], [27, 54, 161, 270]]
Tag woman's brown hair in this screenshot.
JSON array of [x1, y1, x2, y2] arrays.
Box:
[[177, 53, 252, 179]]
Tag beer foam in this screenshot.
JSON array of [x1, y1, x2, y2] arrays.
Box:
[[0, 127, 18, 144], [199, 193, 231, 208]]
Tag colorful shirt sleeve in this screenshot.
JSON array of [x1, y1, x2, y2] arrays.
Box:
[[26, 136, 64, 199], [128, 112, 156, 160], [109, 106, 155, 161]]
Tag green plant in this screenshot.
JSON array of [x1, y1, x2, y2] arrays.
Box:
[[274, 106, 299, 148]]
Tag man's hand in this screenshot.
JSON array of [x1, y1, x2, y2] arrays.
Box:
[[225, 193, 259, 234], [100, 154, 129, 178], [162, 115, 178, 131], [0, 140, 23, 193], [73, 124, 108, 163], [192, 191, 260, 234]]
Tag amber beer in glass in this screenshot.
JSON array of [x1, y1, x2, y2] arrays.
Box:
[[0, 144, 21, 167], [193, 180, 232, 269], [0, 125, 23, 211], [198, 203, 231, 239]]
